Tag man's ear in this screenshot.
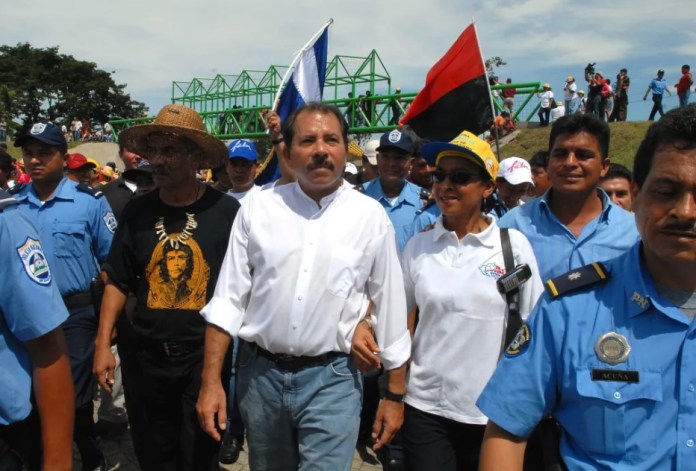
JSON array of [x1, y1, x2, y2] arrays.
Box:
[[600, 158, 610, 178]]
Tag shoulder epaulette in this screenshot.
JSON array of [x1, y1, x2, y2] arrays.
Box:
[[419, 188, 431, 202], [416, 198, 436, 214], [76, 183, 104, 198], [0, 189, 18, 211], [7, 183, 25, 195], [545, 262, 609, 299]]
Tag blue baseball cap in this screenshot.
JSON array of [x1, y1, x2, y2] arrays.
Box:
[[227, 139, 258, 162], [376, 129, 413, 155], [14, 123, 68, 151]]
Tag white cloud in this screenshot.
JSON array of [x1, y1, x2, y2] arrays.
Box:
[[2, 0, 693, 119]]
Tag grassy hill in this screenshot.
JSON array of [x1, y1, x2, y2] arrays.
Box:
[[498, 121, 652, 170]]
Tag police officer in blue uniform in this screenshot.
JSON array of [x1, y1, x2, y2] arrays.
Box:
[[477, 104, 696, 470], [0, 189, 74, 471], [12, 123, 115, 471]]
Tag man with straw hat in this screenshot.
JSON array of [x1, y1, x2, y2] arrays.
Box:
[[93, 104, 240, 470]]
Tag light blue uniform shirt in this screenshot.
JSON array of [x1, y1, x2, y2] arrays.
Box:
[[649, 78, 668, 95], [412, 202, 440, 235], [498, 189, 638, 281], [363, 178, 423, 252], [14, 178, 115, 296], [0, 200, 68, 424], [477, 243, 696, 470]]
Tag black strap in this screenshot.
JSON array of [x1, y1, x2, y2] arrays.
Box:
[[500, 228, 523, 358]]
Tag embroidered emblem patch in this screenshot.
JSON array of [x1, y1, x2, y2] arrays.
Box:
[[16, 237, 52, 285], [630, 291, 649, 309], [388, 130, 402, 143], [103, 211, 117, 233], [505, 324, 531, 357], [479, 262, 505, 279], [594, 332, 631, 365], [30, 123, 47, 135]]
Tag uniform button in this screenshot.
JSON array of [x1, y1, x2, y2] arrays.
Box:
[[689, 383, 695, 392], [292, 323, 299, 329], [687, 439, 695, 448], [613, 391, 622, 400], [298, 296, 303, 301]]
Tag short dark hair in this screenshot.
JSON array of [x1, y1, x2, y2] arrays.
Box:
[[633, 103, 696, 188], [282, 102, 348, 150], [683, 64, 691, 71], [0, 150, 14, 173], [549, 113, 610, 158], [529, 150, 549, 170], [620, 68, 628, 74], [601, 163, 632, 183]]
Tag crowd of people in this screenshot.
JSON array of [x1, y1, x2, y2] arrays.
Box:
[[0, 98, 695, 471]]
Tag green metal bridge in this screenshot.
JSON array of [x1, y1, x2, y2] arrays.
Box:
[[109, 50, 543, 140]]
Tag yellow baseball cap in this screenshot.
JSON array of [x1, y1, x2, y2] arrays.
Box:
[[420, 130, 499, 181]]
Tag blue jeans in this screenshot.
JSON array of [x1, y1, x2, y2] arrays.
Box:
[[226, 339, 246, 437], [679, 90, 691, 107], [565, 97, 579, 115], [237, 343, 362, 471]]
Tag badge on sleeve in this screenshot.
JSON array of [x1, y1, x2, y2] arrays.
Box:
[[505, 324, 531, 357], [17, 237, 52, 285], [595, 332, 631, 365], [103, 211, 117, 233]]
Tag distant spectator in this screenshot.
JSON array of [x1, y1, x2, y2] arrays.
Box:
[[345, 92, 359, 126], [578, 89, 587, 112], [361, 90, 375, 125], [71, 117, 81, 141], [550, 101, 566, 123], [494, 156, 534, 214], [536, 83, 554, 127], [0, 118, 6, 142], [609, 68, 630, 121], [389, 87, 403, 125], [586, 72, 605, 120], [502, 78, 516, 116], [563, 76, 579, 114], [602, 78, 614, 121], [643, 69, 672, 121], [492, 111, 516, 137], [64, 153, 97, 186], [0, 149, 15, 190], [599, 163, 633, 211], [675, 64, 693, 107], [103, 121, 113, 142], [528, 150, 551, 197]]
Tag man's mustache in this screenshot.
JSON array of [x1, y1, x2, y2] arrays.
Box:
[[307, 155, 335, 171], [661, 220, 696, 234]]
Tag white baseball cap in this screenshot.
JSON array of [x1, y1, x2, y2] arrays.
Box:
[[498, 157, 534, 186], [344, 162, 358, 175], [364, 139, 380, 166]]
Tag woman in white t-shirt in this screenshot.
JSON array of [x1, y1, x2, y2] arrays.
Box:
[[399, 131, 544, 470]]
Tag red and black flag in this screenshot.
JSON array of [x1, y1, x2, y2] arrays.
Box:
[[400, 24, 493, 142]]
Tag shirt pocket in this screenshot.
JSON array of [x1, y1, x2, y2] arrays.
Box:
[[326, 248, 364, 299], [573, 368, 662, 457], [52, 222, 86, 258]]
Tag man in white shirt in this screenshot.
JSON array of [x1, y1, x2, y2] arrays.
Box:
[[225, 139, 260, 202], [196, 103, 411, 470]]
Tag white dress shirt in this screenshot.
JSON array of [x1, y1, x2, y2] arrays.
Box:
[[401, 217, 543, 424], [201, 181, 411, 370]]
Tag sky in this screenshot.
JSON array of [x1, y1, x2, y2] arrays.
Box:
[[3, 0, 694, 122]]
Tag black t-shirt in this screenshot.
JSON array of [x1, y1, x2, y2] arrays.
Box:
[[104, 186, 240, 342]]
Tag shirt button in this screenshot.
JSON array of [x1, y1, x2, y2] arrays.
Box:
[[613, 391, 622, 400], [687, 439, 695, 448], [689, 383, 695, 392], [292, 323, 299, 329], [297, 296, 303, 301]]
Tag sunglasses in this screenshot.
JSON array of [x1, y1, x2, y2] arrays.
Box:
[[431, 168, 483, 186]]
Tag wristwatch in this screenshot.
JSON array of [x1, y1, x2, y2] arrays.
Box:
[[383, 390, 405, 403]]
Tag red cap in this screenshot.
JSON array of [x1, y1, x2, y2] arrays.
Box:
[[66, 153, 96, 171]]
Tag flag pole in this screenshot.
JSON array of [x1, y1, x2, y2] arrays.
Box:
[[473, 20, 501, 161], [272, 18, 334, 111]]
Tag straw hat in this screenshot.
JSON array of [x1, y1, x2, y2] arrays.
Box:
[[118, 104, 227, 168]]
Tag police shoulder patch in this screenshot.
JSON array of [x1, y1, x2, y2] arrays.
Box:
[[505, 324, 531, 357], [7, 183, 25, 195], [76, 183, 104, 198], [103, 211, 117, 233], [0, 189, 18, 211], [16, 237, 52, 285], [545, 262, 609, 299]]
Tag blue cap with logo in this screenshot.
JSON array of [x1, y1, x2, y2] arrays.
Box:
[[14, 123, 68, 151], [227, 139, 258, 162], [376, 129, 413, 155]]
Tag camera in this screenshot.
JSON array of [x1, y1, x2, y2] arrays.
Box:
[[584, 62, 596, 81]]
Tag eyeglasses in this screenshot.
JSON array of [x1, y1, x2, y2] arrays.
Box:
[[431, 169, 483, 186]]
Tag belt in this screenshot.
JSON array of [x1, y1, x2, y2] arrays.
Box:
[[62, 291, 92, 310], [141, 340, 203, 358], [254, 344, 345, 372]]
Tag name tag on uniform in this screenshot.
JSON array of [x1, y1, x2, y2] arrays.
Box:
[[591, 369, 640, 383]]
